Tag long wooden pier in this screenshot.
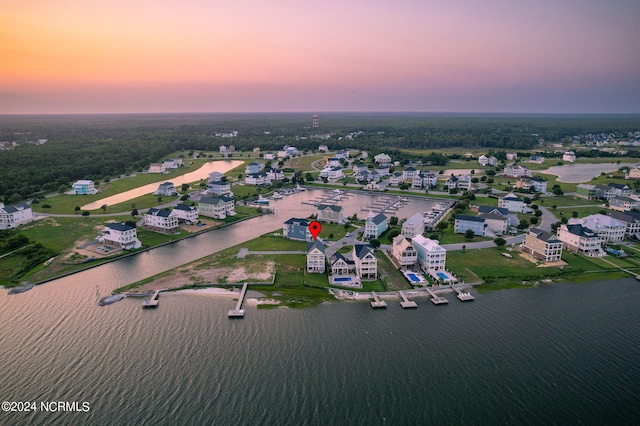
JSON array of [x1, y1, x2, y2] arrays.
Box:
[[228, 282, 249, 317], [370, 291, 387, 308], [398, 290, 418, 308], [425, 287, 448, 305], [142, 290, 161, 308]]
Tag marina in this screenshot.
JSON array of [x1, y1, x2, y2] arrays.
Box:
[[301, 189, 351, 206], [361, 195, 410, 213]]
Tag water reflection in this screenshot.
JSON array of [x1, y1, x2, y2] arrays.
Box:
[[82, 160, 243, 209], [543, 162, 634, 183]]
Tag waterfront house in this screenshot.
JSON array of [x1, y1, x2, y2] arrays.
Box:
[[206, 180, 232, 196], [364, 212, 388, 239], [609, 196, 638, 212], [149, 163, 166, 173], [446, 176, 458, 190], [457, 175, 472, 191], [170, 204, 199, 225], [198, 196, 236, 219], [608, 183, 633, 197], [506, 152, 518, 160], [503, 165, 532, 178], [353, 164, 368, 180], [569, 214, 626, 243], [412, 173, 425, 188], [71, 180, 98, 195], [154, 182, 177, 197], [402, 212, 425, 239], [319, 166, 345, 182], [498, 192, 531, 213], [329, 251, 355, 276], [478, 155, 489, 166], [245, 173, 270, 186], [522, 228, 563, 262], [353, 244, 377, 279], [264, 152, 276, 160], [609, 211, 640, 239], [595, 184, 616, 200], [283, 218, 312, 242], [317, 204, 344, 224], [306, 239, 326, 273], [391, 235, 418, 267], [488, 156, 499, 166], [562, 151, 576, 162], [529, 155, 545, 164], [100, 222, 141, 250], [265, 167, 285, 181], [208, 171, 224, 182], [374, 153, 392, 166], [576, 184, 599, 200], [144, 208, 180, 234], [627, 164, 640, 180], [411, 235, 446, 272], [0, 202, 33, 230], [454, 215, 486, 236], [375, 165, 390, 177], [557, 224, 604, 256]]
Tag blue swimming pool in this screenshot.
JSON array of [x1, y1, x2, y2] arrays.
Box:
[[406, 273, 420, 282], [437, 272, 449, 280], [334, 277, 352, 282]]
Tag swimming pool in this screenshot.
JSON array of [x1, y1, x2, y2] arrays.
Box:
[[406, 273, 420, 282], [334, 277, 353, 282], [437, 272, 450, 280]]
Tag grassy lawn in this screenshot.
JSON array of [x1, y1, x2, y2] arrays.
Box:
[[375, 251, 412, 290], [285, 154, 325, 171], [242, 234, 307, 251], [549, 206, 609, 221]]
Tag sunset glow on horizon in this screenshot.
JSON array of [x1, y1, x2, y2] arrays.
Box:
[[2, 0, 639, 114]]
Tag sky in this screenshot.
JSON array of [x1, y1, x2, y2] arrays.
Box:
[[1, 0, 639, 114]]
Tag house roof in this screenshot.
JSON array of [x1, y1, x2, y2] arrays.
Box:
[[330, 251, 354, 266], [106, 222, 134, 232], [412, 235, 445, 252], [199, 196, 233, 205], [367, 213, 387, 225], [392, 235, 414, 252], [501, 192, 523, 201], [528, 228, 561, 243], [478, 213, 508, 221], [354, 244, 374, 259], [564, 224, 598, 238], [147, 207, 172, 217], [284, 217, 310, 226], [608, 183, 630, 190], [477, 206, 509, 216], [174, 204, 196, 211], [306, 239, 325, 254], [317, 204, 343, 212], [610, 210, 640, 223], [1, 203, 30, 213], [207, 181, 230, 186], [404, 212, 424, 228], [455, 215, 485, 223]]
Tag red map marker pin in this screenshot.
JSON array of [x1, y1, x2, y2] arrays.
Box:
[[309, 221, 322, 240]]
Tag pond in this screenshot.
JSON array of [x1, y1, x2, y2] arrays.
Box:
[[543, 162, 635, 183]]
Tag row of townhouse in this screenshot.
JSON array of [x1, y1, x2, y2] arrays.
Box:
[[391, 235, 448, 282], [503, 165, 533, 178], [0, 202, 33, 230], [446, 175, 472, 191], [141, 203, 200, 233], [307, 241, 378, 280], [478, 155, 499, 167], [576, 182, 634, 200]]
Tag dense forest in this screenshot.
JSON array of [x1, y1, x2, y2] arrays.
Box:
[[1, 113, 639, 201]]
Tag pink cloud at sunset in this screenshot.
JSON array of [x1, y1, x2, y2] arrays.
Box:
[[1, 0, 639, 114]]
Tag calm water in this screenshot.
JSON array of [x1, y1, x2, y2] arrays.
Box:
[[544, 162, 635, 183], [2, 191, 640, 425]]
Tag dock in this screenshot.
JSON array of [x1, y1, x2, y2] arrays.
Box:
[[425, 287, 448, 305], [228, 282, 249, 318], [451, 285, 475, 302], [398, 291, 418, 308], [142, 290, 160, 308], [370, 291, 387, 308]]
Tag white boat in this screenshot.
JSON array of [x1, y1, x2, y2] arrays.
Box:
[[332, 189, 343, 194], [296, 183, 306, 191], [271, 192, 284, 200], [255, 195, 270, 205]]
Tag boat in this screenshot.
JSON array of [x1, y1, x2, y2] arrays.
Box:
[[98, 293, 126, 306], [271, 192, 284, 200], [332, 189, 343, 194], [254, 195, 270, 205], [296, 183, 306, 191]]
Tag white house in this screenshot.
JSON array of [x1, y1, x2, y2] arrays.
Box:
[[557, 223, 604, 256], [326, 158, 341, 167], [0, 202, 33, 230], [199, 196, 236, 219], [411, 235, 446, 272], [163, 158, 183, 169], [498, 192, 531, 213], [206, 180, 232, 196], [144, 208, 180, 234], [353, 244, 377, 279], [265, 167, 285, 181], [503, 166, 532, 178], [506, 152, 518, 160], [389, 172, 404, 187], [562, 151, 577, 162], [71, 180, 98, 195], [245, 173, 270, 186], [477, 212, 508, 236], [569, 214, 626, 243], [478, 155, 489, 166], [364, 212, 388, 239], [403, 167, 418, 181], [522, 228, 563, 263], [610, 211, 640, 239], [374, 153, 392, 166], [170, 204, 199, 225], [100, 222, 141, 250], [402, 213, 425, 239], [154, 182, 177, 196]]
